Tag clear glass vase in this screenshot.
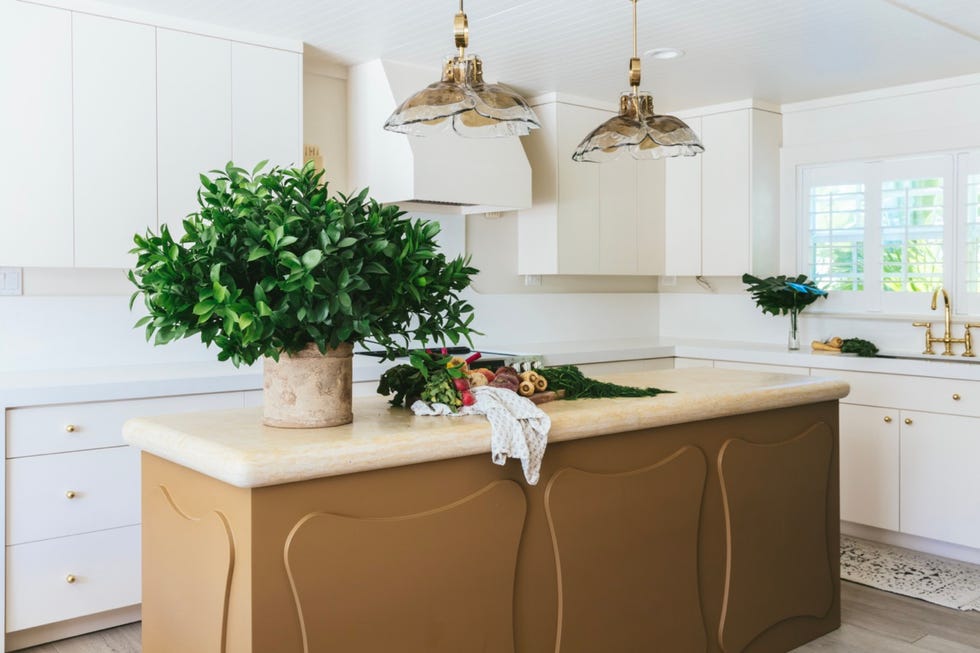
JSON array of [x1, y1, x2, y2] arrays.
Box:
[[788, 308, 800, 351]]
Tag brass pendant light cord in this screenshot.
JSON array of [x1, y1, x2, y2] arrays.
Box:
[[632, 0, 638, 61], [629, 0, 641, 103]]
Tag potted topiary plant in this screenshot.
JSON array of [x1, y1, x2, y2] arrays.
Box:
[[129, 161, 479, 428]]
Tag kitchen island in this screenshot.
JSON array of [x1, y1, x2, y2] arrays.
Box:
[[123, 367, 849, 653]]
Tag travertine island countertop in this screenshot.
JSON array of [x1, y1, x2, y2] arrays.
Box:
[[123, 367, 849, 488]]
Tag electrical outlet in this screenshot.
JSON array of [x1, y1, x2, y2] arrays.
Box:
[[0, 267, 23, 296], [660, 275, 677, 287], [523, 274, 542, 287]]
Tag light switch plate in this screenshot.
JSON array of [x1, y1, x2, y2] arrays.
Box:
[[0, 267, 23, 296]]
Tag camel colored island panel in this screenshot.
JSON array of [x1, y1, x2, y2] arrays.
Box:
[[125, 367, 849, 653]]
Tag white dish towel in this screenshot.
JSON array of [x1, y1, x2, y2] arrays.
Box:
[[411, 385, 551, 485]]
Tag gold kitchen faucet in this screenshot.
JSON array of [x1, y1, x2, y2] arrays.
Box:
[[912, 288, 978, 356]]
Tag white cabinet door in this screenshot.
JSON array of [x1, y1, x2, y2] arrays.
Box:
[[73, 14, 156, 268], [701, 110, 750, 276], [900, 411, 980, 549], [636, 158, 666, 275], [231, 43, 302, 172], [598, 156, 638, 274], [839, 404, 900, 531], [0, 2, 74, 267], [157, 29, 232, 235], [555, 103, 601, 274], [663, 117, 702, 276]]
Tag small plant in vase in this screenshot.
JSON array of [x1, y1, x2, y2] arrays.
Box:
[[741, 274, 828, 350], [128, 161, 479, 428]]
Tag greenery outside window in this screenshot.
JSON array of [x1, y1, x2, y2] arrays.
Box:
[[801, 153, 978, 316]]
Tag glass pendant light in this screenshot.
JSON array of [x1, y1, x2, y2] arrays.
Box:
[[383, 1, 540, 138], [573, 0, 703, 162]]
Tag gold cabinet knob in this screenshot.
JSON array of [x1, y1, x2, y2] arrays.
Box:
[[953, 393, 961, 401], [65, 424, 77, 433], [904, 418, 913, 425], [883, 416, 892, 423], [65, 574, 76, 584], [65, 490, 76, 499]]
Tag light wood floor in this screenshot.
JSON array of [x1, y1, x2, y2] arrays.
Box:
[[17, 582, 980, 652]]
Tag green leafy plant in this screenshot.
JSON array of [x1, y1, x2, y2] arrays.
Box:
[[741, 273, 829, 316], [128, 161, 479, 366], [841, 338, 879, 357]]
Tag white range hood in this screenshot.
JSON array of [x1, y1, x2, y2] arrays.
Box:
[[347, 59, 532, 214]]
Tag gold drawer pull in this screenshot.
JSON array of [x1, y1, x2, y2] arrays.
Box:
[[883, 416, 892, 423], [905, 418, 913, 425], [953, 393, 961, 401], [65, 490, 77, 499], [65, 424, 77, 433], [65, 574, 76, 584]]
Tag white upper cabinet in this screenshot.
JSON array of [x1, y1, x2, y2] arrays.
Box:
[[73, 14, 157, 268], [517, 98, 661, 276], [0, 5, 302, 269], [157, 30, 232, 235], [662, 104, 781, 277], [0, 2, 74, 267], [231, 43, 302, 172]]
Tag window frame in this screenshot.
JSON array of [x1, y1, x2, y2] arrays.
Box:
[[798, 151, 976, 317]]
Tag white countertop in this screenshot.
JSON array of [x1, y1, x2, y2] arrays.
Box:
[[2, 336, 975, 409], [122, 367, 850, 488]]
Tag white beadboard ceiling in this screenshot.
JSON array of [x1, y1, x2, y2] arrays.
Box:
[[95, 0, 980, 110]]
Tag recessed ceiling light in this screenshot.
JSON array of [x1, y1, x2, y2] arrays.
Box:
[[644, 47, 685, 60]]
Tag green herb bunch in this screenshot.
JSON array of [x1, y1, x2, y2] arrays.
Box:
[[129, 161, 479, 366], [537, 365, 672, 400], [741, 273, 828, 316]]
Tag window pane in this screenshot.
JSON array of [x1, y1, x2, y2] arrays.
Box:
[[880, 177, 944, 293], [809, 184, 864, 291], [967, 175, 980, 294]]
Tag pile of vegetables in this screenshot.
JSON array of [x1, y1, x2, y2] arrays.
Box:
[[377, 349, 502, 409], [378, 354, 672, 411]]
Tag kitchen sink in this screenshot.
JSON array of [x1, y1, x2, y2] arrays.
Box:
[[875, 352, 978, 364]]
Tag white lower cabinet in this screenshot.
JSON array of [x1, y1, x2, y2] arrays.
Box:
[[816, 366, 980, 553], [5, 526, 141, 632], [4, 390, 252, 643], [838, 404, 899, 531], [900, 411, 980, 549]]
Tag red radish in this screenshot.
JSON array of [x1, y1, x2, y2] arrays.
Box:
[[453, 377, 469, 392], [461, 390, 475, 407], [441, 347, 448, 355]]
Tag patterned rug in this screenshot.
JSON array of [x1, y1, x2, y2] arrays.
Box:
[[841, 535, 980, 611]]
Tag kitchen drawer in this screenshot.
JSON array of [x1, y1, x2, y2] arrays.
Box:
[[6, 525, 141, 631], [6, 391, 244, 458], [7, 446, 140, 545], [824, 370, 980, 417], [712, 360, 811, 376]]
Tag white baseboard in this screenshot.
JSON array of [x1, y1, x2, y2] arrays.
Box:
[[5, 604, 141, 651], [842, 521, 980, 565]]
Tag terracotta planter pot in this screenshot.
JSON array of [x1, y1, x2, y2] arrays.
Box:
[[262, 342, 353, 428]]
